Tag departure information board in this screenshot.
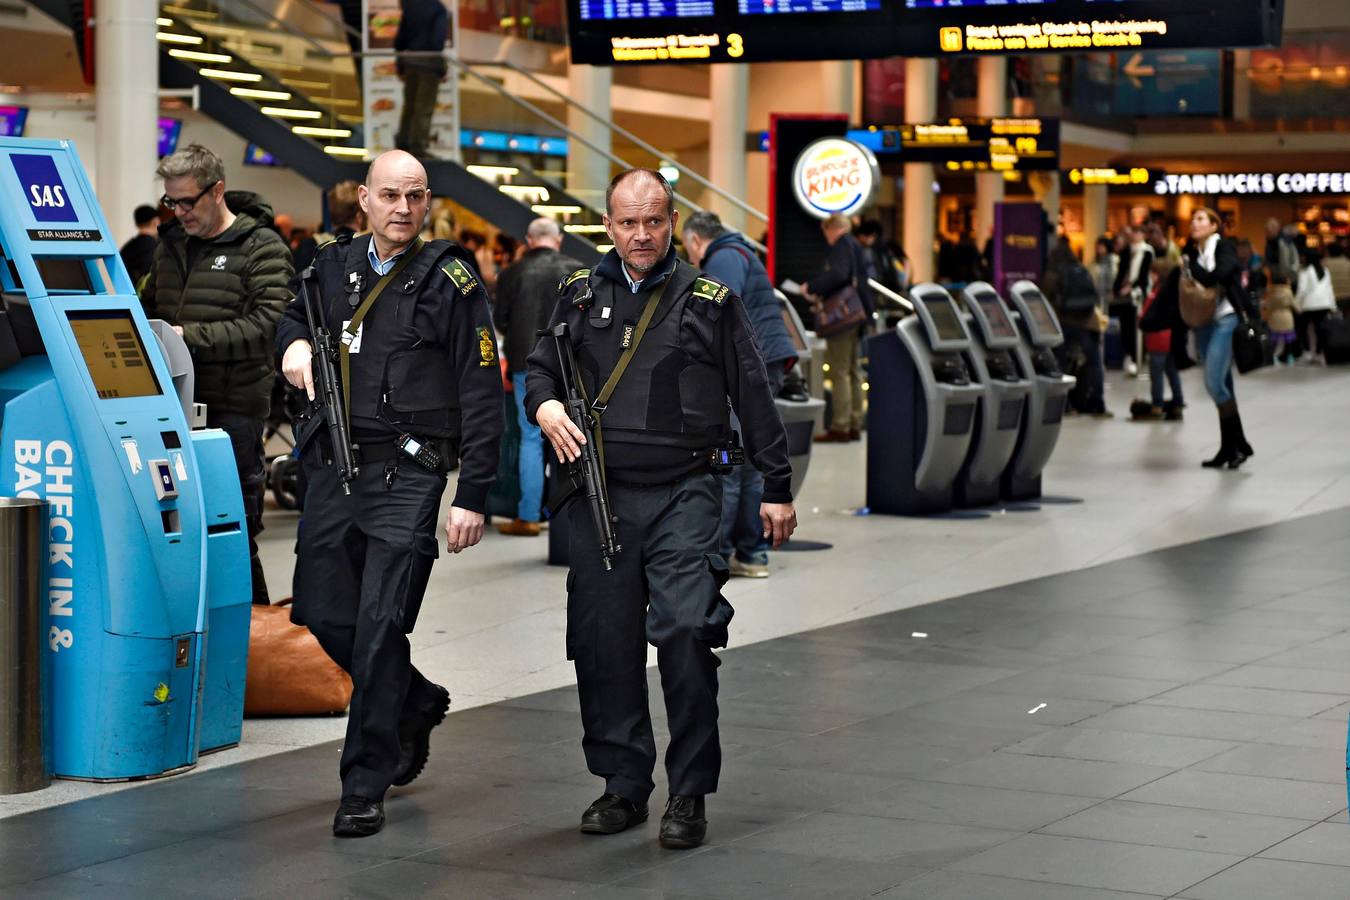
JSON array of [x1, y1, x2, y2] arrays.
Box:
[[568, 0, 1282, 63], [579, 0, 713, 20], [739, 0, 878, 12]]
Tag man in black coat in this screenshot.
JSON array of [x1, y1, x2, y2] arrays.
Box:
[[493, 217, 580, 536], [394, 0, 449, 157]]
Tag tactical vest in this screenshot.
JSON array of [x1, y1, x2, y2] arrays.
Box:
[[340, 236, 463, 441], [572, 260, 731, 450]]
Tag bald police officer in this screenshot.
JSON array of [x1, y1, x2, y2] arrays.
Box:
[[278, 150, 502, 837], [526, 169, 796, 849]]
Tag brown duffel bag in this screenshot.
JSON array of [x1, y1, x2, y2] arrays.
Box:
[[1178, 263, 1218, 328], [244, 599, 353, 716]]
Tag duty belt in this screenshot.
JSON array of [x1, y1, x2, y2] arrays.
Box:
[[352, 437, 451, 473]]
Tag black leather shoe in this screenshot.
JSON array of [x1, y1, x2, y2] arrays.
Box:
[[333, 796, 385, 838], [392, 684, 451, 787], [659, 795, 707, 849], [579, 793, 648, 835]]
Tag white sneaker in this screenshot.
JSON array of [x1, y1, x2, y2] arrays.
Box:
[[1124, 358, 1138, 377], [728, 558, 770, 578]]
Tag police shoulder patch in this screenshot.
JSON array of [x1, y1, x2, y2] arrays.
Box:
[[560, 268, 591, 292], [441, 258, 481, 295], [476, 326, 497, 367], [562, 268, 594, 308], [691, 276, 729, 306]]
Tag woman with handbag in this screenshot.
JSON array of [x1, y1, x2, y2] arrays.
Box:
[[1183, 207, 1256, 469], [806, 213, 874, 443]]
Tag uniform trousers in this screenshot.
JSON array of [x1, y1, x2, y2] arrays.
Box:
[[292, 453, 445, 799], [567, 472, 734, 805]]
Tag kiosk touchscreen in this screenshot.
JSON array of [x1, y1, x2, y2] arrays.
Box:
[[867, 283, 984, 515], [0, 138, 249, 780], [1001, 279, 1076, 501], [955, 283, 1033, 508]]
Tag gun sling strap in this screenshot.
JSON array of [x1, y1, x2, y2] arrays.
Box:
[[338, 238, 424, 423], [583, 278, 669, 473]]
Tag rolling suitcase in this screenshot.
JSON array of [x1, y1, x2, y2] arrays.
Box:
[[1325, 316, 1350, 366]]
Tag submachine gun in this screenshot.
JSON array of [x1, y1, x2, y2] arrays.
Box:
[[297, 266, 359, 494], [545, 321, 621, 571]]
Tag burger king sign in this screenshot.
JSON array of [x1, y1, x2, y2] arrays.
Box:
[[792, 137, 879, 220]]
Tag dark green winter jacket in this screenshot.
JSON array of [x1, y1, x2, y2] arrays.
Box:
[[139, 191, 293, 419]]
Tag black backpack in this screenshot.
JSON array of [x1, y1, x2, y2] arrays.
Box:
[[1058, 260, 1099, 315]]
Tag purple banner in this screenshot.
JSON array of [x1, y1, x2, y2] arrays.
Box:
[[993, 202, 1044, 297]]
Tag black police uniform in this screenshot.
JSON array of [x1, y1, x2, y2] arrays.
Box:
[[275, 233, 503, 801], [525, 247, 792, 805]]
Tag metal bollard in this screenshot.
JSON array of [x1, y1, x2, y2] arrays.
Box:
[[0, 497, 48, 794]]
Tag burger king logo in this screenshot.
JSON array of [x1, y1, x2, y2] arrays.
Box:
[[792, 138, 879, 219]]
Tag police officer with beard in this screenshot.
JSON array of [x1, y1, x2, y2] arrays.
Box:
[[277, 150, 502, 838], [526, 169, 797, 849]]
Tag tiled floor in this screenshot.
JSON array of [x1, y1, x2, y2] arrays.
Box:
[[3, 507, 1349, 898]]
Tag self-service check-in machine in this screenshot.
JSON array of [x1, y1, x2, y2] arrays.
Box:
[[866, 283, 983, 515], [0, 137, 249, 779], [774, 292, 825, 499], [955, 282, 1033, 508], [1002, 279, 1076, 502]]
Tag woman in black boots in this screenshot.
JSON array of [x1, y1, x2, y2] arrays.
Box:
[[1185, 208, 1255, 469]]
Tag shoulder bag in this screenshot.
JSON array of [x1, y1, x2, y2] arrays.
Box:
[[1178, 263, 1218, 328], [813, 282, 867, 337]]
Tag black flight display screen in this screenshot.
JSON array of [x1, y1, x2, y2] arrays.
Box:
[[924, 296, 968, 343], [567, 0, 1281, 64]]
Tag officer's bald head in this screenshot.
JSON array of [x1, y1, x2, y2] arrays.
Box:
[[359, 151, 431, 256]]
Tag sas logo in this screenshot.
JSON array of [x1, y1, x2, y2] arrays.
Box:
[[940, 28, 963, 53], [791, 137, 879, 220], [211, 255, 227, 270], [11, 153, 79, 223]]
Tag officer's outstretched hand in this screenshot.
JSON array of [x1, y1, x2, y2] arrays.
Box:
[[761, 502, 797, 550], [445, 506, 485, 554], [536, 399, 587, 464], [281, 339, 315, 401]]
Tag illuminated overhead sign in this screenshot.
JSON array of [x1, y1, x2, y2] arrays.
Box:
[[791, 137, 879, 219], [1066, 167, 1158, 187], [567, 0, 1282, 65], [901, 118, 1059, 172], [1153, 172, 1350, 196]]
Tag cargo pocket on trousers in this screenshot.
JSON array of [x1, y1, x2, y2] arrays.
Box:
[[401, 533, 440, 633], [696, 553, 735, 649], [564, 571, 578, 660]]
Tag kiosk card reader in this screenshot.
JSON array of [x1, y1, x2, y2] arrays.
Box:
[[1002, 279, 1076, 501], [955, 282, 1033, 508], [0, 138, 249, 779], [867, 283, 984, 515]]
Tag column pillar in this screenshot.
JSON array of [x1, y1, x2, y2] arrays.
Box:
[[1232, 50, 1252, 121], [1028, 171, 1060, 237], [567, 64, 612, 209], [1083, 183, 1109, 260], [95, 0, 159, 246], [903, 57, 937, 284], [820, 61, 855, 120], [709, 64, 749, 232], [975, 56, 1007, 251]]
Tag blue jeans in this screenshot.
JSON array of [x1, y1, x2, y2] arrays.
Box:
[[720, 367, 785, 565], [1192, 313, 1237, 407], [512, 371, 545, 522], [1148, 350, 1183, 407]]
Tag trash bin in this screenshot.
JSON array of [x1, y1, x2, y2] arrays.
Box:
[[0, 497, 48, 794]]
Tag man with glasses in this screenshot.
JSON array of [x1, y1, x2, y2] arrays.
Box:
[[140, 143, 293, 605]]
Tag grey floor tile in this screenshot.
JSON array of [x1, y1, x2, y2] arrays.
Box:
[[1038, 800, 1313, 856], [1142, 683, 1344, 718], [924, 752, 1173, 799], [1001, 728, 1234, 768], [950, 833, 1239, 896], [902, 690, 1112, 729], [732, 811, 1018, 869], [1048, 653, 1238, 683], [1117, 770, 1345, 821], [276, 858, 664, 900], [1075, 704, 1308, 743], [838, 778, 1099, 831], [874, 870, 1166, 900], [1206, 663, 1350, 695], [610, 846, 924, 900], [1193, 743, 1346, 785], [1176, 857, 1350, 900], [735, 731, 981, 780], [826, 712, 1044, 752], [979, 670, 1179, 704], [1258, 822, 1350, 866]]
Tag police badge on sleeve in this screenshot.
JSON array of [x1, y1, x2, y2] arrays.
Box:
[[477, 327, 496, 367]]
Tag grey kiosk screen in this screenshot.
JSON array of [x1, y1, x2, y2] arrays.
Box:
[[924, 296, 966, 343], [973, 290, 1017, 340], [67, 311, 163, 399], [1021, 291, 1061, 341]]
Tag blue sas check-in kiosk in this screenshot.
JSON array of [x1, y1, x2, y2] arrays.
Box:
[[0, 137, 249, 781], [954, 282, 1033, 508], [1001, 279, 1076, 502], [866, 283, 984, 515]]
